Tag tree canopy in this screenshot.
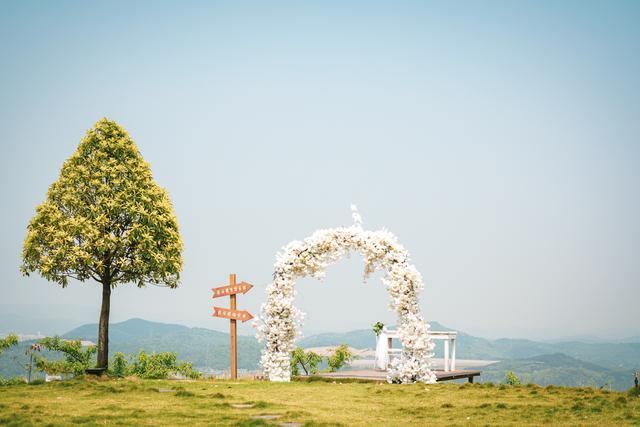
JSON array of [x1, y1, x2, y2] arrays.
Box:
[[21, 118, 183, 288]]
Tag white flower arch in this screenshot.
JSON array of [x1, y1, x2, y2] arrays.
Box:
[[254, 206, 436, 383]]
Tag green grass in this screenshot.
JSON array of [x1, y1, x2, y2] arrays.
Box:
[[0, 378, 639, 426]]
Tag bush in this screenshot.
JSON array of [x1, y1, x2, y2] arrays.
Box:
[[327, 345, 355, 373], [110, 352, 129, 377], [504, 371, 521, 386], [130, 351, 176, 379], [628, 386, 640, 398], [0, 377, 26, 386], [129, 351, 201, 379], [177, 361, 201, 379]]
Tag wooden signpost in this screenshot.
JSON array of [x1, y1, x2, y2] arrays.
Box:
[[212, 273, 253, 379]]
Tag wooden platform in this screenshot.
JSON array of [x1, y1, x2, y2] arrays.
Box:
[[316, 369, 481, 383]]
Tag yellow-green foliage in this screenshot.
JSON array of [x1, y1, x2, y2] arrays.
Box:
[[0, 379, 638, 426], [0, 333, 18, 355], [21, 118, 182, 288], [327, 344, 355, 372], [128, 351, 201, 379], [290, 347, 322, 375], [35, 336, 97, 376]]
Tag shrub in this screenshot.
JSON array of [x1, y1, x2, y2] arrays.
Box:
[[110, 352, 129, 377], [327, 345, 355, 373], [504, 371, 521, 386], [129, 351, 200, 379], [176, 361, 201, 379], [629, 386, 640, 398], [0, 377, 26, 386], [130, 351, 176, 379]]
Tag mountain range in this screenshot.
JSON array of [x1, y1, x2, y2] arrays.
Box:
[[1, 318, 637, 390]]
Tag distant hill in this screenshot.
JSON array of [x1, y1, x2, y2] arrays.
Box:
[[300, 324, 640, 371], [63, 318, 262, 371], [297, 321, 452, 349], [481, 353, 632, 390]]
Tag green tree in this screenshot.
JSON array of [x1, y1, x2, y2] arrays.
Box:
[[290, 347, 323, 376], [21, 118, 183, 369], [327, 344, 355, 372], [0, 334, 18, 354]]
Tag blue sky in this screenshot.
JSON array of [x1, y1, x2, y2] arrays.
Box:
[[1, 1, 639, 340]]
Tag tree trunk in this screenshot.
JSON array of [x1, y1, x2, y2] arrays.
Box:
[[97, 281, 111, 369]]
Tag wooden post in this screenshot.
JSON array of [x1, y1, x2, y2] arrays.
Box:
[[229, 273, 237, 380], [211, 273, 253, 379]]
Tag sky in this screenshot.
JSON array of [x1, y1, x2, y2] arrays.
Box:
[[1, 1, 639, 341]]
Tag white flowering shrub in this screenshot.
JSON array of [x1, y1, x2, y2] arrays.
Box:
[[254, 206, 436, 384]]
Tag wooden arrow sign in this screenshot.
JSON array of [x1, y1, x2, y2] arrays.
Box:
[[211, 281, 253, 298], [211, 273, 253, 380], [213, 307, 254, 322]]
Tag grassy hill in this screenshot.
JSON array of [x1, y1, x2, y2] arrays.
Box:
[[1, 378, 638, 426]]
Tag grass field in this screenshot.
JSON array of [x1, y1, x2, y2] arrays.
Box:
[[1, 378, 638, 426]]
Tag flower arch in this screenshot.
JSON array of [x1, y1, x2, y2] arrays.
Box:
[[254, 206, 436, 383]]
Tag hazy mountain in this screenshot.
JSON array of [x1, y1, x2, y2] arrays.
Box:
[[301, 325, 640, 371], [480, 353, 632, 390], [297, 321, 452, 349], [63, 318, 262, 371]]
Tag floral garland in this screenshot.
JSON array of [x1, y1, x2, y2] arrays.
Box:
[[254, 206, 436, 383]]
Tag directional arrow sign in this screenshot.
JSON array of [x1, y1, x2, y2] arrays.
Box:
[[213, 307, 254, 322], [211, 281, 253, 299]]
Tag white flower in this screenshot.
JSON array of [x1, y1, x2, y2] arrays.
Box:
[[255, 207, 435, 384]]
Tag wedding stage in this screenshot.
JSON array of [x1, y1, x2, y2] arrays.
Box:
[[316, 369, 481, 383]]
